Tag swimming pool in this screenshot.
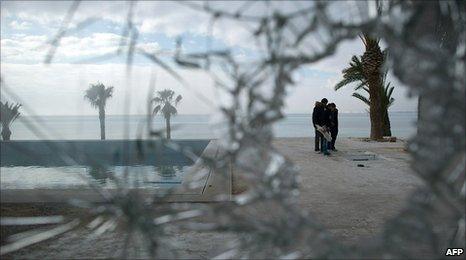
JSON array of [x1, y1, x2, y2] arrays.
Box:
[[0, 165, 187, 190], [0, 140, 209, 190]]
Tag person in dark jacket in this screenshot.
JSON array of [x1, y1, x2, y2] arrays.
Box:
[[328, 103, 339, 151], [312, 98, 330, 155]]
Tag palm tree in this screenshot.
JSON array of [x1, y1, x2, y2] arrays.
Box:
[[334, 34, 386, 140], [360, 34, 385, 140], [84, 82, 114, 140], [0, 101, 21, 141], [151, 89, 182, 139], [351, 72, 395, 136]]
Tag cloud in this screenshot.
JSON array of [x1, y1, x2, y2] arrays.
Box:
[[1, 33, 160, 63], [1, 35, 48, 62], [1, 1, 417, 115], [1, 1, 264, 50], [137, 42, 161, 54], [9, 20, 31, 30], [1, 1, 257, 64]]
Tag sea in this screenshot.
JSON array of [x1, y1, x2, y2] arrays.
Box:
[[8, 112, 417, 140]]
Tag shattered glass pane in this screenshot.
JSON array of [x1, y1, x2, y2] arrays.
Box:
[[1, 0, 464, 258]]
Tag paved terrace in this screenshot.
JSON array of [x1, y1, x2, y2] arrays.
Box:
[[274, 137, 422, 241]]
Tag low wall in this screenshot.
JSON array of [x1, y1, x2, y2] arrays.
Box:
[[0, 139, 210, 167]]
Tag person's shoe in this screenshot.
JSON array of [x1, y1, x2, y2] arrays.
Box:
[[314, 148, 320, 152], [315, 151, 322, 154], [323, 152, 330, 156]]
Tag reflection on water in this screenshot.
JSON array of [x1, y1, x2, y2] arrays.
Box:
[[0, 165, 187, 189], [88, 164, 111, 185], [158, 165, 184, 180]]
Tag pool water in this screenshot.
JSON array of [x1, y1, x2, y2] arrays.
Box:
[[0, 165, 187, 189]]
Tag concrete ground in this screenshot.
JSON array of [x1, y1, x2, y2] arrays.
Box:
[[2, 137, 426, 258], [273, 137, 423, 242]]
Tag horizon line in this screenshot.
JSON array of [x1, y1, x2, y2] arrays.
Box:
[[20, 111, 418, 117]]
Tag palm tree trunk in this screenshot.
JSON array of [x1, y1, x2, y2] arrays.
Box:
[[99, 107, 106, 140], [165, 116, 171, 139], [367, 74, 384, 140], [383, 109, 392, 136], [417, 95, 423, 135], [1, 125, 11, 141]]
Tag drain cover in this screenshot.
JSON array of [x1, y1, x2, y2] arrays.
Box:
[[345, 151, 378, 161]]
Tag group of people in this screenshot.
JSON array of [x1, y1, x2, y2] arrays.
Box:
[[312, 98, 338, 156]]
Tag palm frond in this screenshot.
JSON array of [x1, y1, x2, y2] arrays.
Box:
[[350, 55, 360, 64], [342, 67, 363, 76], [388, 97, 395, 107], [353, 80, 367, 91], [380, 79, 395, 109], [169, 104, 178, 115], [160, 103, 176, 118], [358, 34, 366, 46], [84, 83, 113, 109], [348, 55, 363, 70], [360, 33, 379, 49], [382, 50, 389, 64], [386, 85, 394, 99], [381, 69, 389, 86], [152, 97, 163, 104], [152, 105, 161, 115], [352, 92, 371, 106], [334, 76, 363, 90], [105, 87, 114, 98], [84, 88, 100, 108], [0, 101, 22, 126], [157, 89, 175, 102], [175, 95, 182, 105], [335, 55, 364, 91]]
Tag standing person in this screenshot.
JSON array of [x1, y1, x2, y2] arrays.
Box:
[[328, 103, 339, 151], [312, 98, 330, 155]]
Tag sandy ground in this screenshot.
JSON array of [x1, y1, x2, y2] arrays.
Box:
[[1, 137, 426, 258]]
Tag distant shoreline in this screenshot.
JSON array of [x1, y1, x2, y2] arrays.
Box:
[[9, 113, 417, 140], [19, 111, 418, 118]]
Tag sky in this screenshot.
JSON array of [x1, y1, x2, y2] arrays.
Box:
[[0, 1, 418, 116]]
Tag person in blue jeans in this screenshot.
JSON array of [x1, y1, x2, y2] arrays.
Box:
[[319, 128, 330, 156]]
